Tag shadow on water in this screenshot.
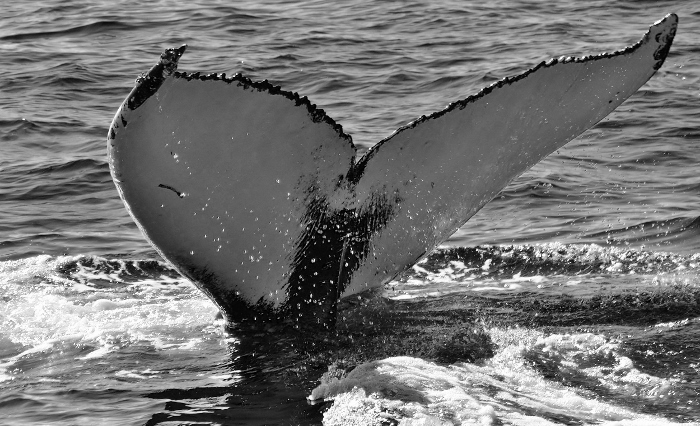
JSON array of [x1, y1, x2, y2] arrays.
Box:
[[141, 331, 333, 425], [141, 296, 495, 425]]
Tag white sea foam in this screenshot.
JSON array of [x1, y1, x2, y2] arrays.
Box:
[[0, 255, 221, 373], [653, 318, 692, 330], [314, 328, 688, 425], [77, 343, 115, 360], [115, 370, 150, 380], [0, 340, 55, 382]]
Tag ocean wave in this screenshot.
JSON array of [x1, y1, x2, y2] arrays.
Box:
[[314, 328, 689, 425], [420, 243, 700, 279], [4, 243, 698, 289], [0, 21, 133, 41], [0, 118, 41, 135], [0, 168, 110, 202], [55, 255, 183, 286], [0, 254, 215, 348], [0, 254, 180, 288], [4, 243, 700, 293], [11, 158, 106, 176], [581, 216, 700, 247], [2, 251, 699, 422]]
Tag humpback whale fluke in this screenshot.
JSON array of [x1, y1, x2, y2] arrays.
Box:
[[108, 14, 678, 330]]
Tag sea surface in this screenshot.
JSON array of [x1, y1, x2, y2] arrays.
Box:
[[1, 1, 700, 425]]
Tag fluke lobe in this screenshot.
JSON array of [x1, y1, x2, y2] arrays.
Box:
[[108, 14, 678, 330]]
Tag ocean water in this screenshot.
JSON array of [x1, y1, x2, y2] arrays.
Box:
[[1, 0, 700, 425]]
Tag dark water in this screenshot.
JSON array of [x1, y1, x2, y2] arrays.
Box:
[[1, 1, 700, 425]]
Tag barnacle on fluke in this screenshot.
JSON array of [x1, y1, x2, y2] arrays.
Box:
[[107, 14, 677, 330]]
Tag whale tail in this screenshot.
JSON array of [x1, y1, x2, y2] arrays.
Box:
[[108, 14, 677, 329]]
